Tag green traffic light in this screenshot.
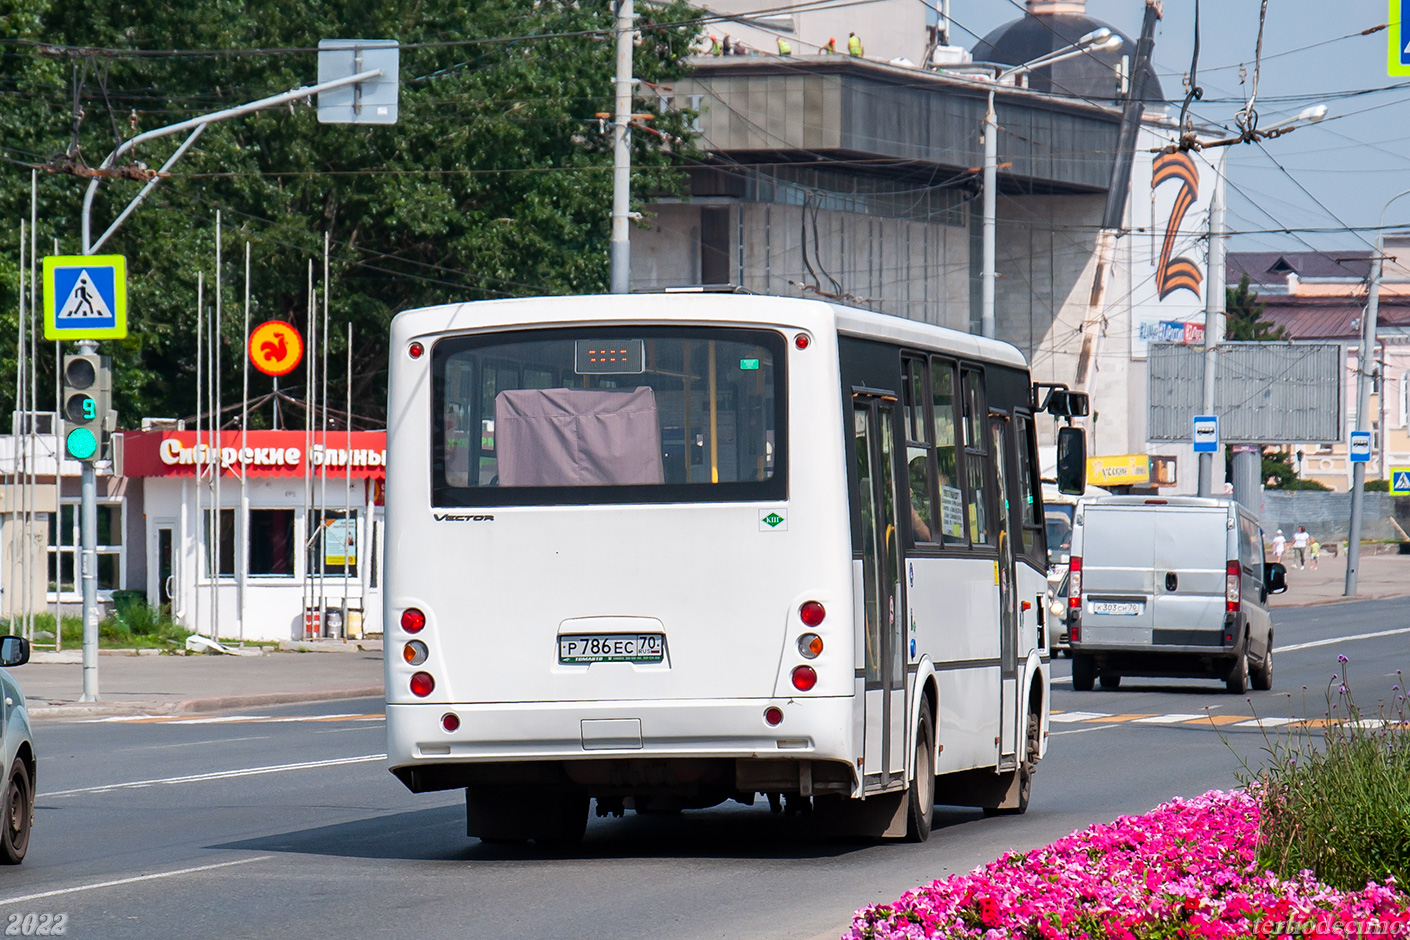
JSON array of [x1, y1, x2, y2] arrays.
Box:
[[65, 426, 97, 460]]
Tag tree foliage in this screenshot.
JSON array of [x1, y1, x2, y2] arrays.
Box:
[[1225, 274, 1286, 341], [0, 0, 702, 427]]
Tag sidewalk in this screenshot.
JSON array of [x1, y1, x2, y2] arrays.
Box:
[[1268, 546, 1410, 607], [16, 640, 384, 720]]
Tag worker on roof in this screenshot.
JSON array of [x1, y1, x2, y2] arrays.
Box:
[[848, 32, 863, 57], [777, 36, 791, 55], [822, 37, 836, 54], [709, 35, 721, 55]]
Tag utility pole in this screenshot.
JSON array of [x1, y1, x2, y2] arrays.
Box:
[[609, 0, 634, 294], [1346, 235, 1383, 595], [1198, 149, 1229, 498]]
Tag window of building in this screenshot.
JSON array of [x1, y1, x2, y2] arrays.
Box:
[[307, 509, 359, 579], [203, 509, 236, 579], [248, 509, 296, 577], [48, 502, 123, 595]]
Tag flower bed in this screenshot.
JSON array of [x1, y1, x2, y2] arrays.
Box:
[[847, 790, 1409, 940]]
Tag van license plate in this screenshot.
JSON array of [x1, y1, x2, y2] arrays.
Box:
[[1091, 601, 1144, 616], [559, 634, 665, 664]]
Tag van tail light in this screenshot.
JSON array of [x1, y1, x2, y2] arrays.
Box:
[[1068, 557, 1082, 611], [1226, 560, 1241, 613]]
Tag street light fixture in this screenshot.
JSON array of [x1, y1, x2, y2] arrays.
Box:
[[981, 28, 1124, 339]]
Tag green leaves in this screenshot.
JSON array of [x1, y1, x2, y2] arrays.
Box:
[[0, 0, 701, 425]]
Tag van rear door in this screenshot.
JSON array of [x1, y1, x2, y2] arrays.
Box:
[[1150, 507, 1228, 640], [1080, 505, 1157, 645]]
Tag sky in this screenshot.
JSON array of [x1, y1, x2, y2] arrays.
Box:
[[950, 0, 1407, 255]]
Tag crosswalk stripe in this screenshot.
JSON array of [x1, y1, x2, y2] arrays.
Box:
[[1094, 713, 1159, 723], [1049, 711, 1111, 723], [1133, 713, 1208, 724], [1233, 716, 1300, 728]]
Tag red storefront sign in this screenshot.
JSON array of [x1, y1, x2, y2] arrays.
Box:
[[120, 430, 387, 479]]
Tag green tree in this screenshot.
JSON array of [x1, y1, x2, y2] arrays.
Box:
[[1225, 274, 1287, 341], [0, 0, 701, 426]]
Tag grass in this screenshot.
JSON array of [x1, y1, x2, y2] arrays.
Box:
[[2, 601, 192, 650], [1240, 660, 1410, 891]]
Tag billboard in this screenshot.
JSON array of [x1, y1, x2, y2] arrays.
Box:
[[1147, 343, 1342, 444]]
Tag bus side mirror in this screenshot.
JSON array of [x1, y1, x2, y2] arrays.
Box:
[[1056, 427, 1086, 496], [1036, 387, 1091, 418]]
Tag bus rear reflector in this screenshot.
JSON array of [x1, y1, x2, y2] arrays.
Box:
[[410, 672, 435, 697], [763, 707, 784, 726], [441, 713, 460, 732], [401, 608, 426, 633], [791, 665, 817, 692], [800, 601, 826, 627]]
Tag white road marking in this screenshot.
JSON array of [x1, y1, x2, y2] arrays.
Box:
[[133, 735, 272, 751], [1277, 627, 1410, 653], [44, 753, 386, 797], [0, 856, 272, 905], [1050, 724, 1121, 736], [1048, 711, 1111, 723], [1233, 716, 1299, 728], [1133, 714, 1207, 724]]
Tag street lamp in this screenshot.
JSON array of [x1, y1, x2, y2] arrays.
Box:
[[981, 28, 1123, 340], [1199, 105, 1328, 500], [1346, 185, 1410, 595]]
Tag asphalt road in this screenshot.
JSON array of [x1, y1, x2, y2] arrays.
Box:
[[5, 598, 1406, 940]]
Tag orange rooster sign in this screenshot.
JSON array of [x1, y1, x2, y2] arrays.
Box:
[[249, 320, 304, 377]]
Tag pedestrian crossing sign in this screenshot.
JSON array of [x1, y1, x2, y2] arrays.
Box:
[[43, 254, 127, 340], [1393, 0, 1410, 75], [1392, 468, 1410, 495]]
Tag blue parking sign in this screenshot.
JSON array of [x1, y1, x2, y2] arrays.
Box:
[[43, 255, 127, 340]]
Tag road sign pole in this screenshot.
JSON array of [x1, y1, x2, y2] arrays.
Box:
[[1347, 233, 1385, 596], [77, 339, 100, 701]]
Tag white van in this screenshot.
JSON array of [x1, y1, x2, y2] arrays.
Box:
[[1066, 496, 1287, 693]]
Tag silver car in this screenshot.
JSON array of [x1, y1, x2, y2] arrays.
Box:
[[1067, 496, 1287, 693], [0, 635, 34, 863]]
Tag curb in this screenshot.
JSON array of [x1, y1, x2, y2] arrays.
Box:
[[27, 685, 384, 720], [1271, 590, 1410, 610]]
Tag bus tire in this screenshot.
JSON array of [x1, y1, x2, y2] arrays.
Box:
[[984, 710, 1038, 817], [1098, 673, 1120, 690], [904, 700, 935, 843], [1072, 653, 1096, 691]]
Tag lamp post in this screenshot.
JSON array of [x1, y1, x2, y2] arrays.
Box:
[[1346, 187, 1410, 595], [981, 28, 1123, 339]]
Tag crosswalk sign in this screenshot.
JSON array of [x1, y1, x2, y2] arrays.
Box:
[[43, 255, 127, 340], [1392, 468, 1410, 495], [1393, 0, 1410, 76]]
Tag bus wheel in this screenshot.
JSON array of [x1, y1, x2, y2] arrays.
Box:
[[904, 700, 935, 843], [1098, 673, 1121, 690], [987, 711, 1039, 817], [1072, 654, 1096, 691]]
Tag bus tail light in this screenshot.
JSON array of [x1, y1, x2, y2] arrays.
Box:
[[403, 641, 428, 666], [410, 672, 435, 697], [799, 601, 825, 627], [1226, 561, 1241, 613], [791, 665, 817, 692], [401, 608, 426, 634], [408, 341, 425, 359], [1068, 557, 1082, 611], [797, 633, 823, 659], [763, 707, 784, 726]]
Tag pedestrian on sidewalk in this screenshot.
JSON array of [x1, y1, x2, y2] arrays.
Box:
[[1292, 525, 1310, 569], [1309, 539, 1320, 569], [1272, 529, 1286, 565]]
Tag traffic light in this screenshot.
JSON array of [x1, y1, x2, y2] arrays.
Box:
[[61, 354, 113, 462]]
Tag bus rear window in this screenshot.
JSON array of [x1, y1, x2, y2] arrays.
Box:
[[432, 327, 786, 506]]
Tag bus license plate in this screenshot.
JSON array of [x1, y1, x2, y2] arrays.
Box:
[[558, 634, 664, 664], [1091, 601, 1144, 616]]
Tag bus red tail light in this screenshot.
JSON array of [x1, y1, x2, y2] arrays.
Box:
[[799, 601, 825, 627], [401, 608, 426, 634], [1068, 557, 1082, 611], [763, 707, 784, 726], [1226, 560, 1241, 613], [791, 665, 817, 691], [410, 672, 435, 697], [441, 712, 461, 732]]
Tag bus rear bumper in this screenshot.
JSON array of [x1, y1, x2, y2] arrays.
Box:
[[386, 697, 858, 795]]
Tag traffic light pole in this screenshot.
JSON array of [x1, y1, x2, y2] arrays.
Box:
[[72, 66, 389, 700]]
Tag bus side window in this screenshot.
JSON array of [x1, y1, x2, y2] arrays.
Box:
[[1014, 415, 1044, 563], [960, 368, 993, 547], [930, 356, 965, 546], [902, 357, 936, 544]]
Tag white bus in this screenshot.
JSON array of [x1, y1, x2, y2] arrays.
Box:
[[384, 294, 1085, 843]]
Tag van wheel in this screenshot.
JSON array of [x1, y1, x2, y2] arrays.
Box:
[[1099, 673, 1121, 690], [904, 700, 935, 842], [0, 757, 32, 865], [1225, 651, 1250, 695], [1072, 654, 1096, 691], [1251, 634, 1274, 691]]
